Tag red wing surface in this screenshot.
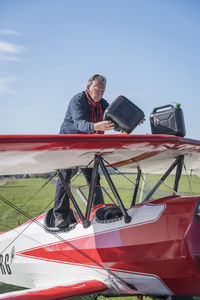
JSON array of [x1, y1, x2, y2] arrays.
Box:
[[0, 134, 200, 175]]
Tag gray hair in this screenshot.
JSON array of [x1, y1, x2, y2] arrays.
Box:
[[87, 74, 106, 87]]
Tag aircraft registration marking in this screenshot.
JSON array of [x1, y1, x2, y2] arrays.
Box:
[[0, 253, 12, 275]]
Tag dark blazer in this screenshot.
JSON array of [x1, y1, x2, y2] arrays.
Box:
[[59, 91, 109, 134]]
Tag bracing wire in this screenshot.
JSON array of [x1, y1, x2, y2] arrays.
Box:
[[1, 153, 192, 292], [21, 172, 57, 209], [0, 173, 58, 253], [0, 194, 55, 255], [0, 159, 138, 290], [102, 157, 183, 201], [0, 193, 136, 291], [102, 157, 155, 200], [183, 163, 194, 194]]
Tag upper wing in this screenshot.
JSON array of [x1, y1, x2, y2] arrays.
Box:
[[1, 134, 200, 175], [0, 280, 108, 299]]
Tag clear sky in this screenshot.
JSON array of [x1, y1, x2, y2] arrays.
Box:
[[0, 0, 200, 139]]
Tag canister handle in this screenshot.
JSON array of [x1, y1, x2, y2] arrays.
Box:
[[152, 104, 174, 113]]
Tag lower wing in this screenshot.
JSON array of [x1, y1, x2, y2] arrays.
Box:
[[0, 280, 108, 299]]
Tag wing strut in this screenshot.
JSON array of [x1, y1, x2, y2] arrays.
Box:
[[57, 170, 86, 224], [173, 155, 184, 192], [143, 155, 184, 202], [131, 166, 141, 207], [84, 155, 101, 227], [57, 154, 131, 228], [98, 155, 132, 224]]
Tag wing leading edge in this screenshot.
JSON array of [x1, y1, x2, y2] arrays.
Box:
[[0, 280, 108, 299]]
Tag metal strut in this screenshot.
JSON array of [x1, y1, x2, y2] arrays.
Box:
[[131, 166, 141, 207], [143, 155, 184, 202], [84, 156, 100, 228], [57, 154, 132, 228], [97, 155, 132, 224], [57, 170, 85, 224], [173, 155, 184, 192]]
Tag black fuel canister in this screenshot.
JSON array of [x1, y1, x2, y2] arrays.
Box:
[[104, 95, 145, 134], [150, 104, 186, 137]]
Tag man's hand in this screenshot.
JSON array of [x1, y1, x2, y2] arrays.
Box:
[[93, 120, 115, 132]]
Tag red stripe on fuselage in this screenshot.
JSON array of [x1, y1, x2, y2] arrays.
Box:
[[17, 197, 193, 274]]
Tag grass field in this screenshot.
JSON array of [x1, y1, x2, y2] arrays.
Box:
[[0, 172, 200, 299]]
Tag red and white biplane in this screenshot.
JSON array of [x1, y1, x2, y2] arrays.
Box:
[[0, 134, 200, 299]]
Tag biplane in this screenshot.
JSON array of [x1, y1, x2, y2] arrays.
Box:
[[0, 134, 200, 300]]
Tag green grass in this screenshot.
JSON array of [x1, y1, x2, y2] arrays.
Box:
[[0, 178, 56, 231], [0, 173, 200, 299]]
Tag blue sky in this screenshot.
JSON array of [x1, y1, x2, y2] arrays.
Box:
[[0, 0, 200, 138]]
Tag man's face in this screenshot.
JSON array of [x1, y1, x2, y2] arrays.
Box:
[[87, 80, 105, 102]]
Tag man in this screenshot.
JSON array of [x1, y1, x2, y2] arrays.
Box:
[[54, 74, 114, 227]]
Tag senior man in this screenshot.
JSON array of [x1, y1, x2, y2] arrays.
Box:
[[54, 74, 114, 227]]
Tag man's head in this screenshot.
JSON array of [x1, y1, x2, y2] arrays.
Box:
[[87, 74, 106, 102]]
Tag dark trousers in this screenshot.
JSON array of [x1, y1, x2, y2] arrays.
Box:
[[53, 168, 104, 218]]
